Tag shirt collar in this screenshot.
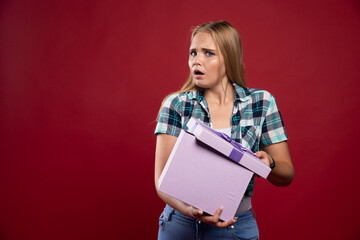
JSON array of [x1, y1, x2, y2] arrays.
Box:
[[233, 83, 251, 102], [188, 90, 205, 102], [188, 83, 251, 102]]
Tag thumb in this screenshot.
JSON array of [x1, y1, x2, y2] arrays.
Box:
[[254, 151, 262, 157], [192, 207, 203, 217]]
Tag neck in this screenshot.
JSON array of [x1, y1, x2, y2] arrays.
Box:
[[204, 80, 234, 105]]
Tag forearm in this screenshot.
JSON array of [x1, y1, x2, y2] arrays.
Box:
[[267, 159, 294, 186]]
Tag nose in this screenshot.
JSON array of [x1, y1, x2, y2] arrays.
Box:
[[192, 54, 202, 66]]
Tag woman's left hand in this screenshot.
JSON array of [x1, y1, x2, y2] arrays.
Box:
[[254, 151, 272, 167]]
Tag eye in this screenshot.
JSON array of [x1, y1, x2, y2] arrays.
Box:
[[206, 51, 214, 56], [190, 50, 197, 57]]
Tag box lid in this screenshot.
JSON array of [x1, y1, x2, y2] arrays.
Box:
[[186, 118, 271, 178]]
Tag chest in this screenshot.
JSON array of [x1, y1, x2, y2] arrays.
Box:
[[206, 101, 234, 129]]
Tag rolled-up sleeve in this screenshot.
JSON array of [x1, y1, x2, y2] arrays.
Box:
[[154, 94, 182, 137]]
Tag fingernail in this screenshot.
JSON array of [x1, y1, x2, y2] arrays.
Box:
[[220, 206, 224, 211]]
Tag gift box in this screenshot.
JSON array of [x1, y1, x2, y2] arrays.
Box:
[[158, 118, 271, 221]]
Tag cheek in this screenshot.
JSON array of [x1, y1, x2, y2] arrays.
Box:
[[209, 58, 220, 73]]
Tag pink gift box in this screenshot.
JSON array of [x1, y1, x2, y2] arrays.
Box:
[[158, 118, 270, 221]]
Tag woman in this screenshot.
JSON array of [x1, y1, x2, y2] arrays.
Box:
[[154, 21, 294, 240]]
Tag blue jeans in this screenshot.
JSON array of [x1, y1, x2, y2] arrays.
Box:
[[158, 205, 259, 240]]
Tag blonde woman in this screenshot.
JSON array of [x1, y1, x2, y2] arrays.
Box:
[[154, 21, 294, 240]]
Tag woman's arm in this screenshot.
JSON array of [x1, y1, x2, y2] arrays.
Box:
[[154, 133, 237, 228], [254, 141, 294, 186]]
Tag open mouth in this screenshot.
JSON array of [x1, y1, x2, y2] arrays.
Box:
[[194, 70, 204, 75]]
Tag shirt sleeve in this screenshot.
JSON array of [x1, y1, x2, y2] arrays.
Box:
[[260, 94, 288, 147], [154, 94, 183, 137]]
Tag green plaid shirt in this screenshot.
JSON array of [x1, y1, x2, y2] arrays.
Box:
[[155, 83, 288, 196]]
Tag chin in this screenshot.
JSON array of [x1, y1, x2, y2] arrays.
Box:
[[194, 80, 209, 89]]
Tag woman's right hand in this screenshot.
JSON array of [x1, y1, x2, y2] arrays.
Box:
[[188, 205, 237, 228]]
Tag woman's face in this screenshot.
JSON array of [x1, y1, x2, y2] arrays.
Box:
[[188, 32, 227, 89]]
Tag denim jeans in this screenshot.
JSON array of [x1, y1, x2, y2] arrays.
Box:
[[158, 205, 259, 240]]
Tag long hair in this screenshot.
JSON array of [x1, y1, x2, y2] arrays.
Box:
[[157, 21, 246, 119]]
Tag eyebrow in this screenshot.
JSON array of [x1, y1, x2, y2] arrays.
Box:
[[189, 48, 217, 52]]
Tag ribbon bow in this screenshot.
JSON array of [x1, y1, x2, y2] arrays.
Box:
[[193, 121, 254, 156]]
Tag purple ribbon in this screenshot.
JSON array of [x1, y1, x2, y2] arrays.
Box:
[[194, 121, 254, 156]]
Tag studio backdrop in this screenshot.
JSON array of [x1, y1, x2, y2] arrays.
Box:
[[1, 0, 359, 239]]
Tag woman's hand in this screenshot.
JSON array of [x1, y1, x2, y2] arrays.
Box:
[[254, 151, 272, 167], [188, 205, 237, 228]]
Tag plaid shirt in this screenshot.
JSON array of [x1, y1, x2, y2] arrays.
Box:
[[155, 83, 288, 196]]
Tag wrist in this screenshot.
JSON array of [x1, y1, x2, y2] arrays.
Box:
[[269, 156, 276, 169]]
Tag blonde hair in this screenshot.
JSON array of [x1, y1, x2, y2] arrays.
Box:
[[157, 21, 246, 118]]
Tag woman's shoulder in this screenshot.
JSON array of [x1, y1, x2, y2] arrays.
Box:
[[160, 91, 198, 111], [248, 88, 273, 98]]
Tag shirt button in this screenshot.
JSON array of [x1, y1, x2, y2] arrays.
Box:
[[231, 225, 234, 229], [197, 220, 201, 224]]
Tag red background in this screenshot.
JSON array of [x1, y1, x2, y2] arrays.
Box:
[[1, 0, 360, 239]]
